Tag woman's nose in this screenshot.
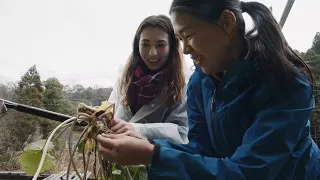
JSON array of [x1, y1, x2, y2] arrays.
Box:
[[183, 43, 190, 55], [149, 46, 158, 56]]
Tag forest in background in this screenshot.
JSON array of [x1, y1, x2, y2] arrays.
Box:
[[0, 69, 112, 170], [0, 31, 319, 172]]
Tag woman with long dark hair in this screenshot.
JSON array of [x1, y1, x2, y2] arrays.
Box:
[[98, 1, 320, 179], [107, 15, 188, 144]]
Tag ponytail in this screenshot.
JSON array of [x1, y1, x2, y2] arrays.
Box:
[[169, 0, 314, 89], [241, 1, 314, 88]]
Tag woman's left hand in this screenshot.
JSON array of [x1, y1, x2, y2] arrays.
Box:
[[97, 133, 154, 166]]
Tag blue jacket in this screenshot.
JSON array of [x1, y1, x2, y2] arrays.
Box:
[[148, 58, 320, 179]]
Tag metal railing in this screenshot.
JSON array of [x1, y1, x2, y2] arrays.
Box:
[[1, 98, 87, 126]]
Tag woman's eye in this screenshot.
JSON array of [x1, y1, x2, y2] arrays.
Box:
[[175, 35, 183, 42], [141, 44, 149, 47], [185, 33, 195, 40]]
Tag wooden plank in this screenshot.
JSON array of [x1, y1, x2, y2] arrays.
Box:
[[43, 171, 92, 180], [43, 171, 66, 180]]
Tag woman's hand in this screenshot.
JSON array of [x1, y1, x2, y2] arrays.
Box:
[[108, 119, 135, 134], [97, 133, 154, 166]]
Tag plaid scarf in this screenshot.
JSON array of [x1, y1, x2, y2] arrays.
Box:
[[132, 64, 168, 110]]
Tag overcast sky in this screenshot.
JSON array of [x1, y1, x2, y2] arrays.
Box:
[[0, 0, 319, 88]]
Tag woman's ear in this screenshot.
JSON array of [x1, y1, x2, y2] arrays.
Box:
[[219, 10, 237, 35]]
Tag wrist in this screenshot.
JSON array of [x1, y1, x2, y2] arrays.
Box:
[[131, 123, 143, 136], [144, 143, 154, 166]]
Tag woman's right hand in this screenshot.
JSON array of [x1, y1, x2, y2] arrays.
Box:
[[107, 118, 136, 134]]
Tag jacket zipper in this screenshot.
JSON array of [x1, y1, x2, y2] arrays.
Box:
[[211, 89, 224, 159]]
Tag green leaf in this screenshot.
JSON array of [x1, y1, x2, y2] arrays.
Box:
[[24, 139, 54, 152], [112, 169, 122, 175], [77, 140, 84, 153], [136, 168, 147, 180], [18, 139, 55, 176], [112, 175, 126, 180], [18, 150, 55, 176], [128, 166, 147, 180]]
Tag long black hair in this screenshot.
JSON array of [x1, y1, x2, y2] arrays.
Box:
[[170, 0, 314, 89]]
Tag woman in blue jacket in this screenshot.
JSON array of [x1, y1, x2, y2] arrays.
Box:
[[97, 0, 320, 179]]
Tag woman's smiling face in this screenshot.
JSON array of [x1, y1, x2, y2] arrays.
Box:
[[138, 27, 170, 71], [171, 11, 235, 75]]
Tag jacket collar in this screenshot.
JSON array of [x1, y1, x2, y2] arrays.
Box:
[[129, 96, 162, 123], [196, 58, 257, 90]]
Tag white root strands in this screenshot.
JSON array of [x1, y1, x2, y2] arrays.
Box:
[[32, 117, 75, 180], [32, 102, 136, 180]]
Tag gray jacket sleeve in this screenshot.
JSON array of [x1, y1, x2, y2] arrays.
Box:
[[131, 94, 189, 144], [109, 71, 189, 144], [108, 76, 120, 112]]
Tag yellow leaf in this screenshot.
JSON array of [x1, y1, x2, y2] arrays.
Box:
[[105, 112, 113, 120], [97, 101, 114, 112], [95, 101, 114, 121], [84, 138, 95, 153]]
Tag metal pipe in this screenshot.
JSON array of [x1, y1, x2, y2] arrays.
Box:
[[1, 98, 86, 126], [279, 0, 296, 29]]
